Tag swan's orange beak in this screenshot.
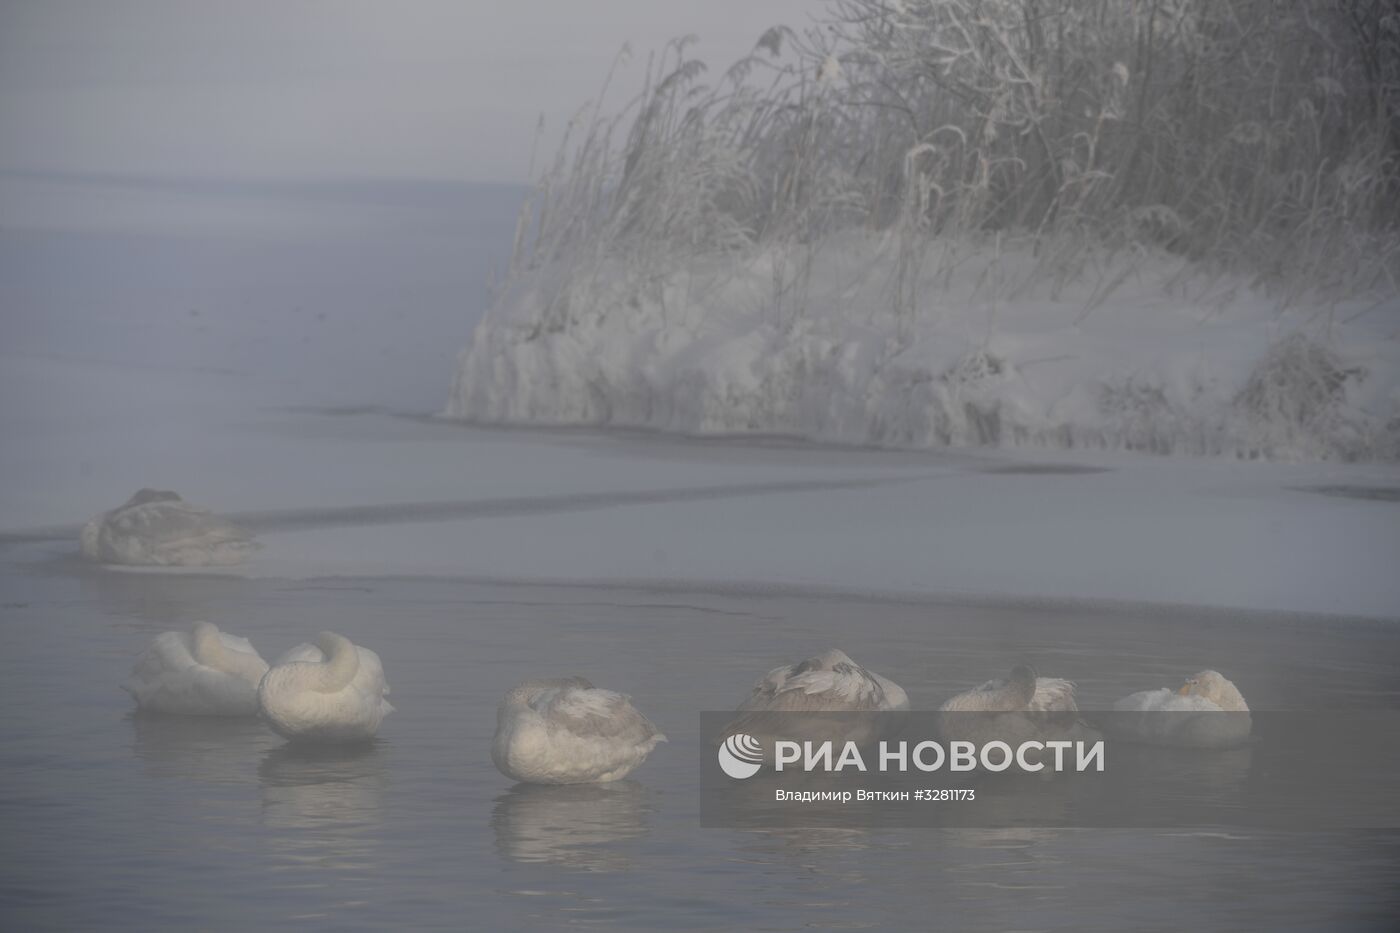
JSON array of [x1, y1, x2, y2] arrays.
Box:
[[1178, 683, 1193, 695]]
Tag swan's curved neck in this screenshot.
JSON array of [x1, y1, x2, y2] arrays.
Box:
[[1010, 681, 1036, 709], [316, 634, 360, 693], [191, 623, 266, 683], [190, 623, 226, 669]]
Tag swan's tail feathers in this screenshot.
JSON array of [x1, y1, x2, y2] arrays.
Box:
[[381, 699, 396, 715]]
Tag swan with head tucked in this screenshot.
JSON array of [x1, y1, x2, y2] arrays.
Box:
[[257, 632, 393, 743], [727, 649, 908, 758], [738, 649, 909, 712], [940, 664, 1080, 714], [124, 621, 269, 716], [938, 665, 1099, 758], [493, 678, 666, 784], [1110, 670, 1251, 747], [81, 488, 259, 566]]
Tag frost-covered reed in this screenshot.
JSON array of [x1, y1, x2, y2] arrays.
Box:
[[450, 1, 1400, 460]]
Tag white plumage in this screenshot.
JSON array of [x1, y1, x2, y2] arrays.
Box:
[[938, 664, 1099, 758], [257, 632, 393, 743], [81, 488, 259, 566], [939, 664, 1080, 715], [726, 649, 907, 759], [738, 649, 909, 712], [1111, 670, 1251, 748], [123, 621, 269, 716], [492, 678, 666, 784]]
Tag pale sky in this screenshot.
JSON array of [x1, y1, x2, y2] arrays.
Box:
[[0, 0, 819, 185]]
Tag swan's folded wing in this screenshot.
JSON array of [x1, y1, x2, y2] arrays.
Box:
[[1108, 690, 1238, 745], [524, 676, 595, 693], [738, 664, 798, 710], [545, 689, 663, 743], [871, 672, 909, 711], [217, 632, 265, 663], [748, 668, 894, 711], [176, 661, 261, 712], [1114, 688, 1170, 712], [111, 501, 211, 542], [125, 631, 254, 712], [353, 646, 391, 698], [126, 631, 196, 693], [116, 502, 258, 565], [1030, 678, 1079, 712], [941, 679, 1013, 712], [155, 525, 259, 565], [271, 643, 324, 666]]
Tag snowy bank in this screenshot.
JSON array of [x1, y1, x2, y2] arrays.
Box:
[[445, 1, 1399, 460], [447, 236, 1400, 460]]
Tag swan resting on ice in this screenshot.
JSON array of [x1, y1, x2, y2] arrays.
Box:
[[257, 632, 394, 743], [81, 488, 259, 566], [938, 664, 1099, 758], [493, 678, 666, 784], [1111, 670, 1251, 748], [124, 621, 269, 716], [738, 649, 909, 712]]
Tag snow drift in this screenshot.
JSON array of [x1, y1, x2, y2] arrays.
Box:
[[448, 236, 1399, 460]]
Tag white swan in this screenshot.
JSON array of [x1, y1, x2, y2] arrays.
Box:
[[1111, 670, 1251, 748], [492, 678, 666, 784], [939, 664, 1080, 715], [938, 665, 1099, 758], [257, 632, 393, 743], [123, 620, 269, 716], [726, 649, 907, 758], [738, 649, 909, 712], [81, 488, 259, 566]]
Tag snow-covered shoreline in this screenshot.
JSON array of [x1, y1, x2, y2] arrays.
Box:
[[445, 0, 1400, 463], [447, 236, 1400, 461], [5, 180, 1398, 619]]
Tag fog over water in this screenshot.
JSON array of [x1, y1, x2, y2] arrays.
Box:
[[3, 2, 1399, 930]]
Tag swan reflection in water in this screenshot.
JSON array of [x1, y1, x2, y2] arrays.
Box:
[[492, 780, 653, 871], [1099, 742, 1254, 818], [258, 743, 388, 871], [739, 827, 877, 875], [129, 712, 274, 783], [78, 561, 257, 627], [741, 825, 1076, 922]]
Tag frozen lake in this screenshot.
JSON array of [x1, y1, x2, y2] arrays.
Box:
[[4, 173, 1398, 616], [3, 174, 1399, 930]]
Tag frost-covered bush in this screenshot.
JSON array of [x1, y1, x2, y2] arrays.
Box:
[[484, 0, 1399, 330], [1094, 380, 1192, 458], [827, 0, 1399, 295], [449, 1, 1400, 460], [1233, 334, 1367, 460]]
